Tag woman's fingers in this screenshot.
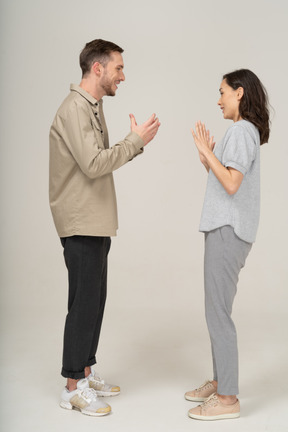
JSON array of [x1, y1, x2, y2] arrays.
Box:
[[195, 121, 206, 140], [191, 128, 197, 141]]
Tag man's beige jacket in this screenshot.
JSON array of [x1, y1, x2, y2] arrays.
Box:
[[49, 84, 144, 237]]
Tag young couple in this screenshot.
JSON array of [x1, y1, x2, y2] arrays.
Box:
[[49, 38, 270, 421]]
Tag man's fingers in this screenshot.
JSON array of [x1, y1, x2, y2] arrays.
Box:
[[143, 113, 157, 127], [129, 113, 137, 127], [148, 118, 160, 131], [130, 113, 161, 144], [147, 122, 160, 140], [136, 113, 160, 130]]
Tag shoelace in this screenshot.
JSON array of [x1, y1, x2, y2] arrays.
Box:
[[80, 387, 98, 402], [93, 377, 105, 384], [91, 374, 105, 385], [201, 393, 218, 407], [196, 380, 213, 391]]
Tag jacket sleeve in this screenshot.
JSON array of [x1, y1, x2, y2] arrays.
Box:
[[59, 100, 144, 179]]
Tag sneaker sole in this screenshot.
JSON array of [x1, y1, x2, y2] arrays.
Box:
[[60, 401, 111, 416], [95, 390, 120, 397], [185, 395, 207, 402], [188, 412, 240, 421]]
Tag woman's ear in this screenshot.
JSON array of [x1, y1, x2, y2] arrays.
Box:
[[237, 87, 244, 100]]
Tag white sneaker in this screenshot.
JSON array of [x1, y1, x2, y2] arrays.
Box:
[[60, 378, 111, 416], [88, 369, 120, 397]]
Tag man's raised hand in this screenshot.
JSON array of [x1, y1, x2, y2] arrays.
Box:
[[130, 113, 160, 146]]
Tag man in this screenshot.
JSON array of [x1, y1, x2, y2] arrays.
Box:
[[49, 39, 160, 417]]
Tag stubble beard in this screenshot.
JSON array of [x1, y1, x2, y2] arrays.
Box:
[[101, 74, 116, 97]]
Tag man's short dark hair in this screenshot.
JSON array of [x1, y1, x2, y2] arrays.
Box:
[[80, 39, 124, 77]]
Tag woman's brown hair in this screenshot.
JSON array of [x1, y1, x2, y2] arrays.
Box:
[[223, 69, 270, 145]]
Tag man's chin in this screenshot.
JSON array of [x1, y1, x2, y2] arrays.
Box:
[[102, 84, 116, 97]]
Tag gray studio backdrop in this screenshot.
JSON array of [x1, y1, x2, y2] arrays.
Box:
[[0, 0, 287, 427]]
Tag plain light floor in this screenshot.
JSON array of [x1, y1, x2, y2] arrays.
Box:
[[1, 304, 287, 432]]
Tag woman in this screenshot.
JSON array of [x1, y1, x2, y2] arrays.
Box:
[[185, 69, 270, 421]]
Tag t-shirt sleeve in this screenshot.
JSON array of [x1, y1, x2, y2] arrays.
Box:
[[222, 124, 256, 175]]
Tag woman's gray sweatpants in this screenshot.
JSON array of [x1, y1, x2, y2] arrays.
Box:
[[204, 225, 252, 396]]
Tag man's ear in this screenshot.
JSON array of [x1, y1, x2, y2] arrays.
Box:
[[91, 61, 103, 76], [237, 87, 244, 101]]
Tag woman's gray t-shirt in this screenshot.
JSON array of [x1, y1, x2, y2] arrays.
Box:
[[199, 120, 260, 243]]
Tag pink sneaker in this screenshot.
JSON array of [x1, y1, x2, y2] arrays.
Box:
[[188, 393, 240, 421], [185, 380, 217, 402]]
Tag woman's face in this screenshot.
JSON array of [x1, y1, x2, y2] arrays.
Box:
[[218, 79, 242, 122]]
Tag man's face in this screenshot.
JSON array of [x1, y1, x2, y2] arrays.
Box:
[[100, 52, 125, 97]]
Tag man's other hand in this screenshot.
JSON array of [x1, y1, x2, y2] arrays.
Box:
[[129, 113, 160, 146]]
